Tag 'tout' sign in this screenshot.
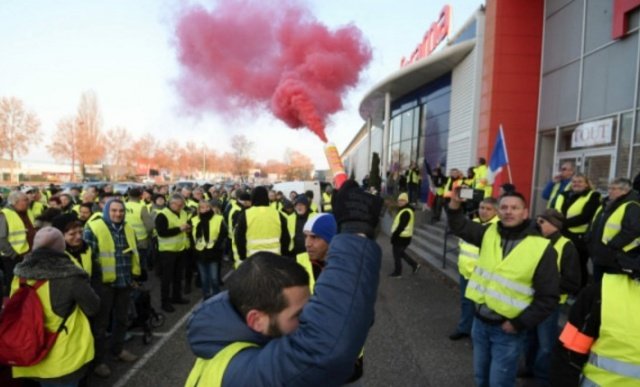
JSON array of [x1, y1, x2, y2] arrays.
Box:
[[571, 118, 613, 148]]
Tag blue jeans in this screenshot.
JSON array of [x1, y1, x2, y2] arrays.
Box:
[[525, 307, 560, 386], [472, 317, 526, 387], [456, 275, 475, 335], [196, 261, 220, 299]]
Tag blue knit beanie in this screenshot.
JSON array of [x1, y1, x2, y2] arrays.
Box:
[[303, 214, 337, 245]]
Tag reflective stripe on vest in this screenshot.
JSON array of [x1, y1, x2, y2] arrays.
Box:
[[296, 252, 316, 294], [185, 342, 258, 387], [2, 208, 29, 255], [547, 181, 571, 208], [554, 190, 595, 234], [191, 215, 224, 251], [66, 248, 93, 277], [157, 208, 188, 252], [582, 274, 640, 386], [458, 217, 498, 279], [245, 206, 282, 257], [391, 207, 414, 238], [125, 201, 148, 241], [597, 202, 640, 252], [87, 218, 140, 283], [323, 192, 332, 211], [553, 236, 571, 304], [465, 223, 549, 319], [10, 278, 94, 379]]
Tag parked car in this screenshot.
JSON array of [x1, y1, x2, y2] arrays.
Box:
[[113, 182, 145, 195]]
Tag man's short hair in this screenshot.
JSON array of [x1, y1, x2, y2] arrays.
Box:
[[228, 252, 309, 318], [611, 177, 632, 191], [480, 197, 498, 207], [79, 203, 93, 212], [499, 192, 527, 207]]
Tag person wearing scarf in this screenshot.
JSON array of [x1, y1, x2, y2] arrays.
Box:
[[189, 200, 227, 299]]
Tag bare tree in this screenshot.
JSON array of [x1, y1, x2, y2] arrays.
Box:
[[0, 97, 41, 181], [105, 126, 133, 180], [230, 135, 254, 179], [76, 91, 105, 177], [283, 149, 314, 181], [48, 116, 79, 181]]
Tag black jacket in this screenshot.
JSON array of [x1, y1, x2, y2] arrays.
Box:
[[447, 207, 559, 331], [549, 232, 582, 297], [587, 190, 640, 269], [557, 189, 601, 237]]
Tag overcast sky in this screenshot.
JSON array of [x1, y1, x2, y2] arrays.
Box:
[[0, 0, 482, 170]]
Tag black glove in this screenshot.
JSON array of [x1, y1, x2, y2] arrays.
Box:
[[331, 180, 384, 239]]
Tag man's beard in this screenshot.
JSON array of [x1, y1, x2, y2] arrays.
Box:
[[266, 315, 284, 337]]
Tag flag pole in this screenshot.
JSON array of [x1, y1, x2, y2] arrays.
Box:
[[499, 124, 513, 183]]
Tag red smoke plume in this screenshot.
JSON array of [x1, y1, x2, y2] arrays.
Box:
[[175, 0, 372, 142]]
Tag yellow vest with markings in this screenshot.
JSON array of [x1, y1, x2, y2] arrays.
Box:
[[10, 279, 94, 379], [185, 342, 258, 387], [391, 207, 414, 238], [547, 181, 571, 208], [594, 201, 640, 253], [458, 216, 499, 279], [191, 214, 224, 251], [554, 190, 595, 234], [157, 208, 189, 252], [322, 192, 332, 212], [245, 206, 282, 257], [296, 252, 316, 294], [125, 201, 149, 242], [552, 236, 571, 304], [87, 218, 140, 283], [465, 223, 550, 319], [66, 248, 93, 277], [582, 274, 640, 387], [2, 208, 29, 255]]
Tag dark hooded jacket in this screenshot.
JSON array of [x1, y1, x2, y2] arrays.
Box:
[[187, 234, 381, 386]]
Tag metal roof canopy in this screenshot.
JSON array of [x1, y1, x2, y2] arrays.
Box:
[[359, 39, 476, 126]]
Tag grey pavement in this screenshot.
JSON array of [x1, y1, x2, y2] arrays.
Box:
[[89, 234, 477, 387]]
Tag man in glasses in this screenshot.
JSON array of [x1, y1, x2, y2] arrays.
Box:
[[542, 161, 575, 209], [586, 177, 640, 282]]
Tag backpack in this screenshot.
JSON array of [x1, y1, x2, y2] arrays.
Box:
[[0, 278, 69, 366]]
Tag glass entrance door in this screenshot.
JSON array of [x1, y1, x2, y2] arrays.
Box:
[[556, 149, 615, 195]]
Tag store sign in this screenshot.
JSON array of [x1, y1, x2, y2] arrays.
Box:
[[400, 5, 451, 67], [612, 0, 640, 39], [571, 119, 613, 148]]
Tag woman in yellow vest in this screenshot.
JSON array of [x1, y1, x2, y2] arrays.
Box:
[[554, 173, 600, 288], [389, 193, 420, 278], [52, 213, 98, 288], [11, 227, 100, 386], [189, 200, 227, 299]]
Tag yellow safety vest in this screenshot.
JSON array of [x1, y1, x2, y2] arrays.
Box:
[[582, 274, 640, 386], [310, 202, 319, 213], [227, 203, 242, 266], [191, 215, 224, 251], [125, 201, 149, 242], [554, 190, 596, 234], [269, 201, 282, 211], [547, 181, 571, 208], [245, 206, 282, 257], [296, 252, 316, 294], [391, 207, 414, 238], [409, 169, 420, 184], [552, 236, 571, 304], [71, 204, 80, 215], [10, 279, 94, 379], [185, 342, 258, 387], [457, 216, 499, 279], [66, 248, 93, 277], [27, 202, 46, 224], [87, 218, 140, 283], [87, 212, 102, 223], [473, 165, 492, 198], [2, 208, 29, 255], [595, 201, 640, 253], [466, 224, 550, 319], [157, 208, 188, 252], [322, 192, 332, 212]]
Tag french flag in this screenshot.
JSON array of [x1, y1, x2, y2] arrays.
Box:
[[422, 160, 437, 209], [488, 125, 510, 195]]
